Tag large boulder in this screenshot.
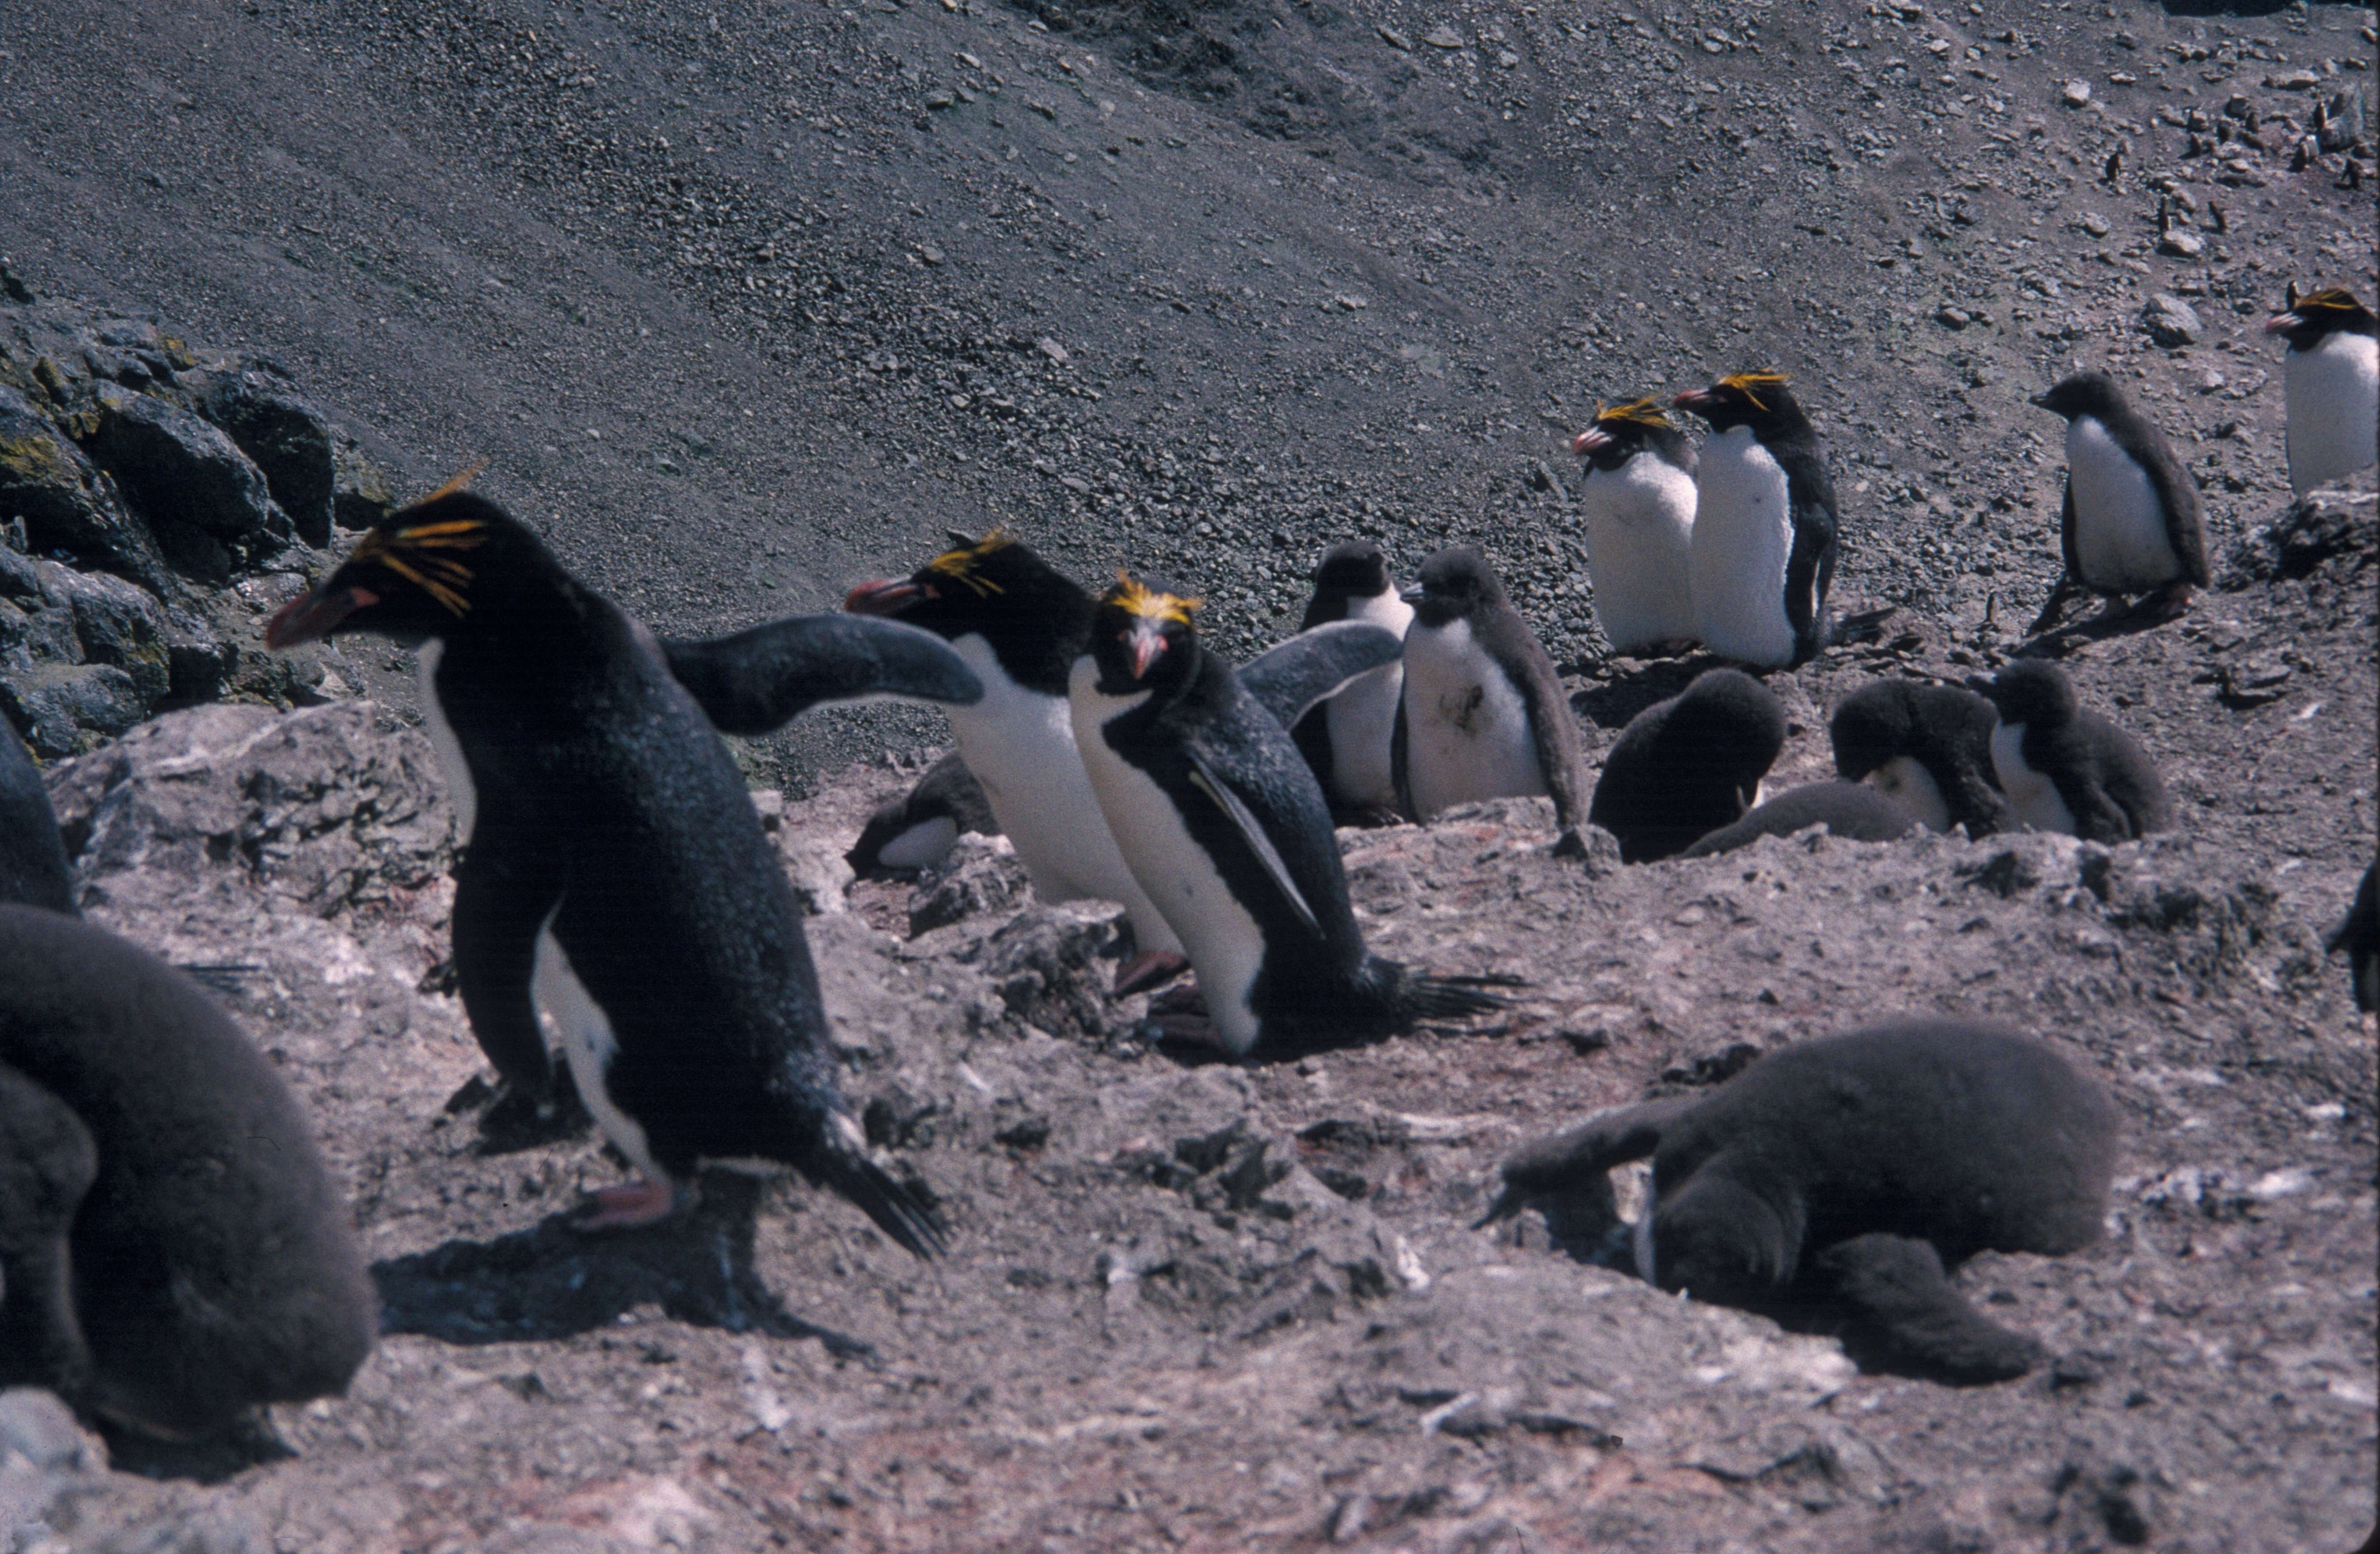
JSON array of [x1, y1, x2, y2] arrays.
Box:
[[201, 369, 336, 546], [0, 385, 170, 591], [79, 382, 289, 582], [0, 545, 173, 756]]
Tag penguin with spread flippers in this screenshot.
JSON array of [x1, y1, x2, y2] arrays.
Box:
[[846, 530, 1192, 993], [1289, 541, 1412, 822], [847, 751, 1000, 878], [1588, 668, 1786, 863], [1487, 1020, 2117, 1384], [1975, 660, 2168, 843], [1570, 397, 1698, 656], [1068, 576, 1503, 1057], [2025, 371, 2208, 635], [1829, 679, 2010, 837], [2266, 285, 2378, 495], [265, 483, 974, 1245], [1673, 371, 1839, 668], [1395, 546, 1591, 851]]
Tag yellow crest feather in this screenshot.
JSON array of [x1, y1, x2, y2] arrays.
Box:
[[1596, 396, 1673, 431], [923, 527, 1015, 596], [2295, 287, 2364, 315], [1716, 371, 1789, 412], [1109, 572, 1200, 625]]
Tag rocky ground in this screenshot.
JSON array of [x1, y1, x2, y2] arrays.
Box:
[[0, 0, 2374, 1549]]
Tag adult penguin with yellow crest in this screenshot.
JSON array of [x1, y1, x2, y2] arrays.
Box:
[[1673, 370, 1840, 669], [263, 472, 979, 1249], [1068, 575, 1506, 1057]]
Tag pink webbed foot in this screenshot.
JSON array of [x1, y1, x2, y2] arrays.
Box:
[[1113, 950, 1190, 998], [572, 1175, 699, 1231]]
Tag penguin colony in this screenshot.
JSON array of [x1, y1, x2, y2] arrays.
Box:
[[0, 286, 2367, 1452]]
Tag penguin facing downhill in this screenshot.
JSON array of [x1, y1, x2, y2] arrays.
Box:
[[846, 530, 1190, 994], [2025, 371, 2208, 634], [1829, 679, 2011, 837], [1570, 397, 1699, 657], [1672, 371, 1839, 669], [1395, 546, 1591, 851], [264, 486, 972, 1247], [2265, 286, 2379, 495], [1289, 541, 1413, 822], [1588, 668, 1786, 864], [1976, 660, 2169, 843], [1068, 576, 1504, 1058]]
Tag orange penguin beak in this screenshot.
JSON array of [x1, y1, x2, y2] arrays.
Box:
[[844, 577, 925, 614], [263, 584, 378, 649]]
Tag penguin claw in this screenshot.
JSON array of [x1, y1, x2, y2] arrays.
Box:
[[571, 1176, 699, 1231], [1112, 950, 1190, 998]]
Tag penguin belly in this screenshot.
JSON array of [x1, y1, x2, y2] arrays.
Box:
[[945, 636, 1183, 958], [1865, 755, 1953, 832], [1690, 427, 1798, 667], [2065, 417, 2181, 592], [1321, 589, 1412, 811], [1989, 724, 2079, 835], [874, 815, 960, 872], [1401, 619, 1547, 820], [1067, 664, 1268, 1054], [533, 920, 663, 1181], [415, 641, 478, 837], [1581, 455, 1698, 654], [2283, 331, 2380, 495]]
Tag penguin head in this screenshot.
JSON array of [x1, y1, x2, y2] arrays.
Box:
[[1668, 669, 1788, 797], [264, 481, 530, 650], [844, 528, 1085, 635], [1571, 397, 1696, 474], [1673, 371, 1803, 437], [1647, 1169, 1800, 1301], [1087, 574, 1202, 694], [1828, 679, 1923, 783], [2264, 286, 2378, 351], [1403, 545, 1510, 629], [1309, 540, 1394, 603], [2026, 371, 2127, 422], [1977, 659, 2078, 730]]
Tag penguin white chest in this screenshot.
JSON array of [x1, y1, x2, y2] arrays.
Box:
[[1990, 723, 2078, 835], [2283, 330, 2380, 495], [414, 640, 478, 839], [1865, 755, 1953, 832], [1321, 589, 1413, 811], [1580, 454, 1698, 654], [944, 636, 1182, 957], [1400, 618, 1545, 819], [1690, 427, 1797, 667], [533, 919, 661, 1180], [2065, 417, 2181, 592], [1067, 661, 1267, 1055]]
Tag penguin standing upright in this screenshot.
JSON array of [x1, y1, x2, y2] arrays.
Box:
[[1975, 660, 2169, 843], [1569, 397, 1699, 656], [265, 485, 976, 1245], [2265, 286, 2380, 494], [2025, 371, 2208, 633], [846, 531, 1190, 992], [1289, 541, 1412, 821], [1588, 668, 1786, 863], [1395, 546, 1590, 850], [1068, 576, 1503, 1057], [1829, 679, 2011, 836], [1672, 371, 1839, 668]]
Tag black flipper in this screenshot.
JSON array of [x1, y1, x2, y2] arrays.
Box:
[[0, 1062, 99, 1405], [1480, 1094, 1699, 1224], [1809, 1232, 2045, 1383], [2134, 444, 2209, 588], [452, 810, 566, 1115], [1781, 469, 1840, 665], [1519, 670, 1591, 841], [1186, 750, 1322, 938], [0, 719, 73, 915], [1390, 696, 1414, 821], [1237, 621, 1405, 730], [664, 615, 984, 736]]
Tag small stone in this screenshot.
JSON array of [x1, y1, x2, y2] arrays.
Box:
[[918, 243, 944, 265], [2157, 229, 2205, 258], [2061, 79, 2092, 108], [2265, 68, 2321, 92], [1935, 303, 1972, 329], [2141, 294, 2203, 347], [1424, 24, 1466, 49], [1035, 336, 1069, 364], [1376, 23, 1411, 50], [2079, 212, 2111, 236]]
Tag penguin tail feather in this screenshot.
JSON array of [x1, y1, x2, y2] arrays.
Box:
[[810, 1131, 947, 1259], [1401, 970, 1520, 1021]]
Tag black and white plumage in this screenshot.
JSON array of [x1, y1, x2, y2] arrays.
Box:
[[847, 751, 1000, 878], [1829, 679, 2011, 837], [1067, 577, 1502, 1058], [1587, 668, 1786, 863], [2331, 858, 2378, 1014], [265, 488, 972, 1248], [2266, 286, 2379, 495], [1673, 372, 1839, 668], [2026, 371, 2208, 631], [1394, 546, 1590, 849], [1569, 397, 1699, 655], [0, 717, 73, 915], [846, 531, 1189, 989], [1289, 541, 1412, 820], [1678, 780, 1917, 857], [1488, 1020, 2117, 1383], [0, 902, 375, 1439], [1975, 661, 2169, 843]]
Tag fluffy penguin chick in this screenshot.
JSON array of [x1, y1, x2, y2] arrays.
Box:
[[2266, 286, 2379, 495], [1678, 780, 1917, 857], [1978, 660, 2169, 843], [1829, 679, 2010, 836], [1489, 1020, 2117, 1384], [1289, 540, 1412, 818], [266, 486, 968, 1249], [1068, 576, 1504, 1057], [1570, 397, 1698, 655], [2027, 371, 2207, 626], [846, 750, 999, 877], [1673, 371, 1839, 668], [1396, 546, 1590, 847], [1588, 668, 1786, 863]]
